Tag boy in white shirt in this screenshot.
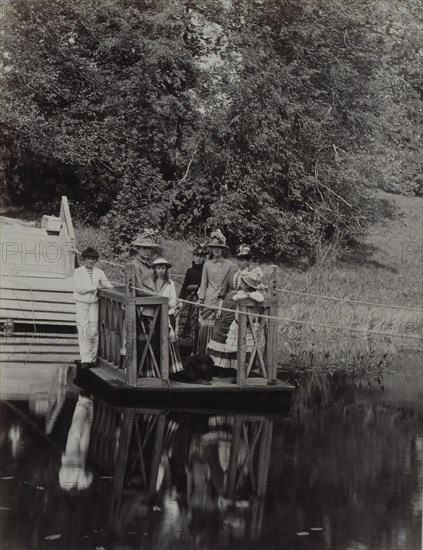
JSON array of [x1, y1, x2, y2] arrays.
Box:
[[73, 247, 113, 368]]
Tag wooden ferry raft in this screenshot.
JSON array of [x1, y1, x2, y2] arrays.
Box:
[[77, 264, 294, 409]]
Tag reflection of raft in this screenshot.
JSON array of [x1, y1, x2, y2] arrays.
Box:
[[87, 399, 275, 542], [0, 363, 69, 434], [75, 264, 294, 411]]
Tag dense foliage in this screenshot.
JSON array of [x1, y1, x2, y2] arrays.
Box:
[[1, 0, 422, 261]]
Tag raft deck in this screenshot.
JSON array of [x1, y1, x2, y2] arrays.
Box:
[[75, 366, 294, 410]]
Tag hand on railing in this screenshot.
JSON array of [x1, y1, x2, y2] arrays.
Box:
[[249, 291, 265, 303], [216, 299, 223, 320]]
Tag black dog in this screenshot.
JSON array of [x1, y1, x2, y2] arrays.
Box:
[[170, 354, 215, 384]]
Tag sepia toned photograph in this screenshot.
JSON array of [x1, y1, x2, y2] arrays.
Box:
[[0, 0, 422, 548]]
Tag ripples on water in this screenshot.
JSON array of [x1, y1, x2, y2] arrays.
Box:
[[0, 357, 421, 550]]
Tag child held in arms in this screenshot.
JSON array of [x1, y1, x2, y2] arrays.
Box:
[[73, 247, 113, 368]]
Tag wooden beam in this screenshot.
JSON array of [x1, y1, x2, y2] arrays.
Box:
[[225, 415, 243, 498], [110, 408, 134, 525], [94, 360, 127, 383], [267, 265, 279, 385], [98, 289, 126, 304], [59, 196, 76, 276], [160, 302, 169, 380], [0, 309, 76, 323], [1, 298, 75, 313], [133, 296, 168, 305], [125, 264, 137, 386], [237, 303, 247, 387]]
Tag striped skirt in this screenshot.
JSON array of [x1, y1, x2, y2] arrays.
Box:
[[137, 314, 183, 377], [196, 310, 216, 355]]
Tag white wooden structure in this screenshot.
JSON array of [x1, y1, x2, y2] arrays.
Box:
[[0, 196, 78, 365]]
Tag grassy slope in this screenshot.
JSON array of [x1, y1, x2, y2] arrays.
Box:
[[75, 192, 422, 363], [276, 192, 422, 363]]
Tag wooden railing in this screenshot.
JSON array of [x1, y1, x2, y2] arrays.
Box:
[[235, 265, 279, 386], [97, 264, 279, 387], [98, 288, 127, 372], [97, 263, 170, 386], [124, 263, 169, 385], [59, 195, 76, 276]]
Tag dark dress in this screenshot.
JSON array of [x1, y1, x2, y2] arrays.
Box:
[[207, 269, 254, 370], [176, 263, 203, 357]]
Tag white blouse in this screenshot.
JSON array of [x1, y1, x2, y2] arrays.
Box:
[[73, 266, 113, 303], [156, 279, 177, 315]]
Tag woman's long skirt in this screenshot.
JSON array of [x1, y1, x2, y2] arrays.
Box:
[[177, 289, 199, 356], [206, 295, 237, 369], [207, 297, 263, 371], [169, 317, 183, 374], [177, 290, 198, 347], [196, 308, 216, 355]]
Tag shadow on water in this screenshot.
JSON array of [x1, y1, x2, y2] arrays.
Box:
[[0, 358, 422, 550]]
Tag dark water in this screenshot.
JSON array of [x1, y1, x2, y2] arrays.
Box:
[[0, 359, 422, 550]]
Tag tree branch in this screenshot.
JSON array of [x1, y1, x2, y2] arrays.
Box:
[[177, 151, 197, 186], [315, 179, 355, 210]]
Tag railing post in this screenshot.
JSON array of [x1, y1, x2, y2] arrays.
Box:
[[160, 302, 169, 380], [237, 302, 247, 387], [125, 263, 137, 386], [97, 292, 105, 361], [111, 408, 134, 525], [267, 265, 278, 385], [225, 415, 243, 498], [251, 418, 273, 539], [59, 196, 76, 276]]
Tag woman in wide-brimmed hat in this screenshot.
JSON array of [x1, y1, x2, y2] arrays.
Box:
[[152, 257, 177, 320], [207, 267, 266, 374], [129, 229, 161, 377], [176, 243, 208, 358], [196, 230, 237, 355], [206, 243, 254, 376], [130, 229, 161, 302], [219, 243, 253, 299]]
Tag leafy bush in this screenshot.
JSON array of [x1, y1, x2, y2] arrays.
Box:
[[1, 0, 422, 263]]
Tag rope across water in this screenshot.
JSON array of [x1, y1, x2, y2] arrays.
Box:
[[127, 286, 422, 343]]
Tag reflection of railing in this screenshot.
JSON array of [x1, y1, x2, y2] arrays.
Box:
[[88, 397, 123, 475], [59, 196, 76, 276], [224, 415, 273, 540], [88, 400, 168, 528], [88, 399, 274, 541]]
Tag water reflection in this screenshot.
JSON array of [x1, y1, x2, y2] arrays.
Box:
[[89, 401, 273, 545], [0, 361, 422, 549], [59, 392, 93, 492]]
